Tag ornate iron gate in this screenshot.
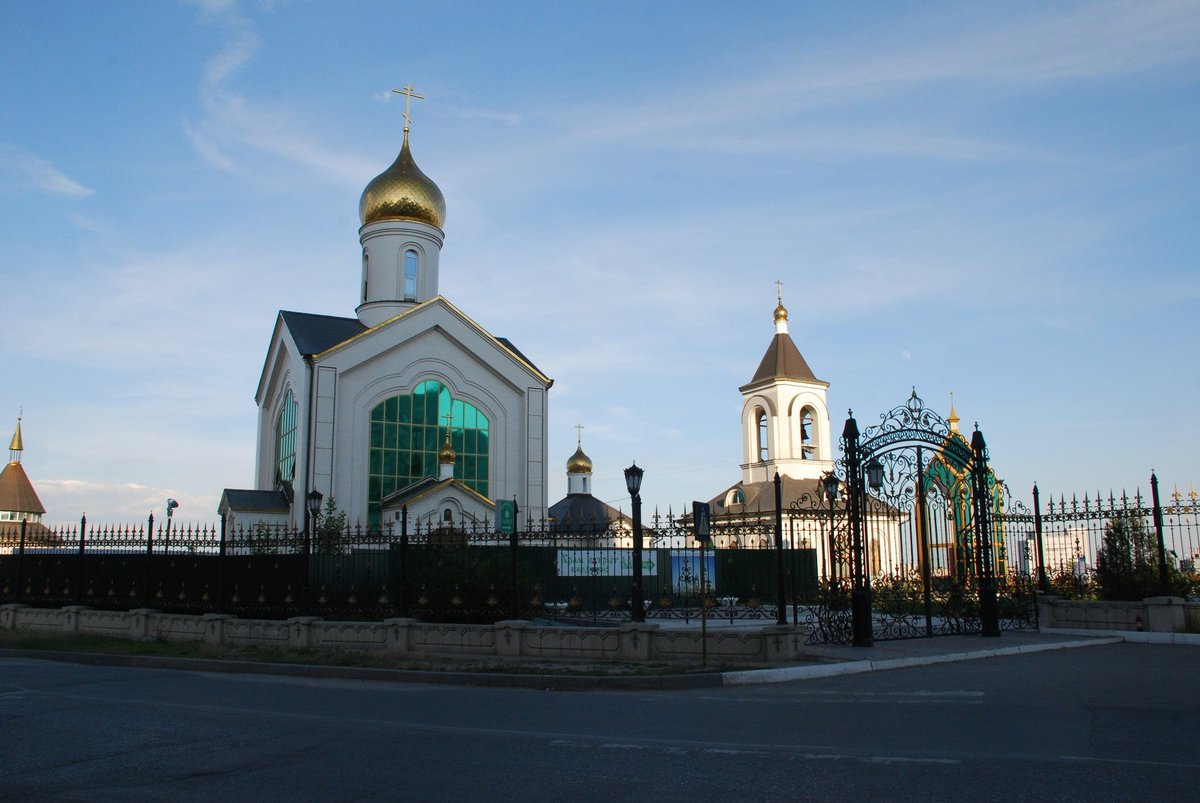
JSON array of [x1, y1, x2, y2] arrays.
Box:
[[804, 391, 1037, 646]]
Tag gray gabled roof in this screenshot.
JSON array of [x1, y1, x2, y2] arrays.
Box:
[[220, 489, 292, 514], [276, 309, 546, 378], [548, 493, 625, 531], [279, 311, 367, 356]]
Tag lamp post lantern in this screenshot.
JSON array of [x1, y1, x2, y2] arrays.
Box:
[[624, 463, 645, 623], [305, 489, 323, 556]]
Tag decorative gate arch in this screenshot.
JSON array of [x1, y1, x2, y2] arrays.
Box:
[[805, 391, 1036, 646]]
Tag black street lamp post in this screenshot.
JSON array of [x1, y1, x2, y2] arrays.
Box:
[[624, 463, 645, 623], [304, 489, 322, 613], [822, 471, 839, 588]]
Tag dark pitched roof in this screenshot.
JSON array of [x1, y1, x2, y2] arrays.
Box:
[[279, 310, 366, 356], [707, 476, 828, 516], [277, 309, 546, 381], [743, 333, 820, 388], [496, 337, 545, 378], [220, 489, 292, 513], [0, 461, 45, 515], [548, 494, 625, 530]]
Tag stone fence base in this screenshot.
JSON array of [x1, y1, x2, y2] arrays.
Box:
[[0, 604, 810, 664], [1038, 595, 1200, 633]]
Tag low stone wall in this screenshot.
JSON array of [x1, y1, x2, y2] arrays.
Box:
[[0, 604, 807, 664], [1038, 595, 1198, 633]]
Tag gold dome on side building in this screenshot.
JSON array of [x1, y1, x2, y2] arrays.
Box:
[[566, 444, 593, 475], [438, 428, 456, 465], [359, 130, 446, 229]]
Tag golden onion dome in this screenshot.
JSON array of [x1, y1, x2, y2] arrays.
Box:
[[774, 302, 788, 323], [438, 429, 456, 465], [359, 130, 446, 229], [566, 445, 593, 475]]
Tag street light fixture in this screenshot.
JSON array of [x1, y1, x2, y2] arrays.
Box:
[[624, 463, 645, 623], [305, 489, 323, 554], [865, 457, 884, 492], [164, 498, 179, 552]]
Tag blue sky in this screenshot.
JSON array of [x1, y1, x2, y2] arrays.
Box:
[[2, 0, 1197, 524]]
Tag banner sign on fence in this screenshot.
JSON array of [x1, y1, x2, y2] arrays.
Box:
[[556, 550, 658, 577], [669, 550, 715, 594], [497, 500, 516, 534]]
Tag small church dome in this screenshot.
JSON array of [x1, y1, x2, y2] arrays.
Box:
[[566, 445, 593, 475], [359, 131, 446, 229], [438, 435, 456, 466], [773, 301, 788, 323]]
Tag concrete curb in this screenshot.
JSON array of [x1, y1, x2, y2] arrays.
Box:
[[720, 637, 1125, 686], [0, 648, 725, 691], [0, 633, 1171, 691], [1040, 628, 1200, 646]]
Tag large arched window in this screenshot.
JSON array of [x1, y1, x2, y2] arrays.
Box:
[[403, 249, 418, 301], [368, 380, 489, 524], [274, 389, 297, 489], [756, 409, 769, 462]]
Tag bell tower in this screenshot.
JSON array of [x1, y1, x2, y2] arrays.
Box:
[[738, 286, 833, 484]]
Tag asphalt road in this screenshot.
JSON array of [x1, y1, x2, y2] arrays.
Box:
[[0, 642, 1196, 801]]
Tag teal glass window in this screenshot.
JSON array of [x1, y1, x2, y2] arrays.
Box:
[[403, 249, 418, 301], [368, 380, 489, 524], [274, 389, 297, 489]]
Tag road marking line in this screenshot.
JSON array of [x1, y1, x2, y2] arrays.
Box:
[[1060, 755, 1200, 770]]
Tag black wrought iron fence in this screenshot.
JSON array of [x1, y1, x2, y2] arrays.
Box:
[[0, 515, 819, 624], [2, 480, 1192, 630]]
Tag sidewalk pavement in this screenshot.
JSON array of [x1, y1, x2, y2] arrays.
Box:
[[5, 628, 1192, 691]]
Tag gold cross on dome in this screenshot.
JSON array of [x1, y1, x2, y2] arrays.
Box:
[[775, 279, 784, 303], [392, 83, 425, 131], [575, 423, 585, 446]]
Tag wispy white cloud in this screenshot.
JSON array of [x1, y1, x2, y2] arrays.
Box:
[[184, 2, 375, 184], [530, 0, 1200, 159], [0, 143, 94, 198]]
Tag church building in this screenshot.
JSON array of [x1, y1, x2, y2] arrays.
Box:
[[703, 290, 836, 549], [0, 415, 53, 548], [221, 90, 552, 531], [547, 432, 636, 545]]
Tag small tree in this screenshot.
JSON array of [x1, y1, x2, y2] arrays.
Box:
[[1095, 515, 1160, 601], [313, 497, 349, 555]]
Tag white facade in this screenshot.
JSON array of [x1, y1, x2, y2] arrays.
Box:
[[253, 299, 550, 529], [239, 121, 551, 529]]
